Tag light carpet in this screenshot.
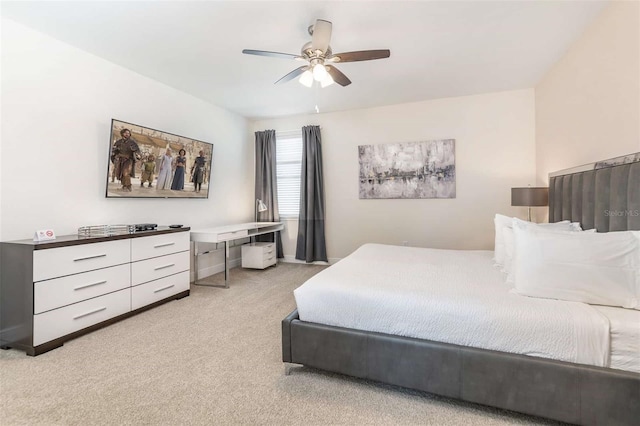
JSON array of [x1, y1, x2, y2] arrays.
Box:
[[0, 263, 561, 425]]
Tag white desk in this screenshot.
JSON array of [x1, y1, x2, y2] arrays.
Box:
[[190, 222, 284, 288]]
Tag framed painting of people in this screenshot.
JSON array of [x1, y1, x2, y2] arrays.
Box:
[[106, 119, 213, 199], [358, 139, 456, 199]]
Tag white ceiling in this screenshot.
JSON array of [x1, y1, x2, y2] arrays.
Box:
[[2, 0, 608, 119]]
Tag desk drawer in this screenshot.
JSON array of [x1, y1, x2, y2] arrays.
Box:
[[34, 263, 130, 314], [131, 271, 189, 310], [242, 254, 276, 269], [33, 288, 130, 346], [241, 243, 277, 269], [131, 251, 189, 286], [131, 232, 190, 262], [218, 229, 248, 240], [260, 243, 275, 260], [33, 240, 130, 282]]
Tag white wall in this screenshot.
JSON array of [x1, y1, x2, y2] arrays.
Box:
[[0, 53, 3, 241], [1, 19, 254, 275], [253, 89, 536, 260], [536, 1, 640, 184]]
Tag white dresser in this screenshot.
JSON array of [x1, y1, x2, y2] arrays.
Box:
[[0, 228, 190, 355], [241, 242, 277, 269]]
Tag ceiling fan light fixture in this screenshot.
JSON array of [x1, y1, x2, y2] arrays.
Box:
[[299, 70, 314, 87], [243, 19, 390, 89], [320, 73, 334, 88], [312, 63, 328, 81]]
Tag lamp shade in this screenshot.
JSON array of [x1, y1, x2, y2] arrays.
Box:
[[312, 63, 328, 81], [255, 199, 268, 222], [320, 73, 334, 88], [299, 70, 313, 87], [511, 187, 549, 207]]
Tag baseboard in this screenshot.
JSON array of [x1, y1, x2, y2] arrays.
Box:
[[280, 255, 340, 265], [191, 257, 242, 282], [191, 255, 338, 280]]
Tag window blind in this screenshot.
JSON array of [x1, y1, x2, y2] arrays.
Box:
[[276, 131, 303, 217]]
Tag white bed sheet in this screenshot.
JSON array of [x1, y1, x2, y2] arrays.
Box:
[[294, 244, 638, 372], [592, 306, 640, 372]]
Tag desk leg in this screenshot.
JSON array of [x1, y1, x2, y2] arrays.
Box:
[[224, 240, 230, 285], [194, 241, 199, 282], [193, 241, 231, 289]]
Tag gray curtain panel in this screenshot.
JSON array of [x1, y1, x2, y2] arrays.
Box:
[[255, 129, 283, 258], [296, 125, 328, 262]]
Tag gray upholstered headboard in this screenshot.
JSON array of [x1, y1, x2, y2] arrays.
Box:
[[549, 152, 640, 232]]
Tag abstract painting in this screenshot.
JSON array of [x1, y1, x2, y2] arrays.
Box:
[[358, 139, 455, 199]]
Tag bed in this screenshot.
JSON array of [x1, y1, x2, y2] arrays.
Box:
[[282, 154, 640, 425]]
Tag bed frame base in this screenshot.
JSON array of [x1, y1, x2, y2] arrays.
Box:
[[283, 362, 296, 376], [283, 309, 640, 425]]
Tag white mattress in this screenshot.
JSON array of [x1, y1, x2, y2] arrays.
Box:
[[294, 244, 640, 373]]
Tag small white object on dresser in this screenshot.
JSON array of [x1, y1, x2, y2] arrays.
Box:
[[0, 228, 190, 356], [241, 242, 277, 269]]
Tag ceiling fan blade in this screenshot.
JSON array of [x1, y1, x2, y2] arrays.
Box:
[[329, 50, 391, 63], [274, 66, 309, 84], [242, 49, 301, 60], [311, 19, 332, 52], [326, 65, 351, 87]]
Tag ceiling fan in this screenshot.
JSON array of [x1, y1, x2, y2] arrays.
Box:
[[242, 19, 390, 88]]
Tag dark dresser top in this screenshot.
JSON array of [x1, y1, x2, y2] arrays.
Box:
[[2, 227, 190, 250]]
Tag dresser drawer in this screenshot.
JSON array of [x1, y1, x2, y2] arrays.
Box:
[[131, 271, 189, 311], [131, 251, 189, 286], [33, 288, 130, 346], [34, 263, 130, 314], [33, 240, 131, 282], [131, 232, 190, 262]]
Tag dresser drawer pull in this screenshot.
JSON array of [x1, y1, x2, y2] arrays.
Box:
[[154, 284, 175, 293], [266, 250, 274, 254], [154, 263, 175, 271], [73, 254, 107, 262], [74, 280, 108, 291], [73, 306, 107, 320], [154, 242, 175, 248]]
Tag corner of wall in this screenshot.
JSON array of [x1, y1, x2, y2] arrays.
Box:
[[535, 1, 640, 183]]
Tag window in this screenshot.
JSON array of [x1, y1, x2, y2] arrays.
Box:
[[276, 131, 303, 217]]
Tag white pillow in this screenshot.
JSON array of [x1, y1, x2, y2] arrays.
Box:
[[493, 214, 576, 268], [502, 227, 516, 276], [504, 226, 594, 284], [504, 217, 583, 274], [512, 228, 640, 310], [512, 217, 582, 233], [493, 214, 513, 266]]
